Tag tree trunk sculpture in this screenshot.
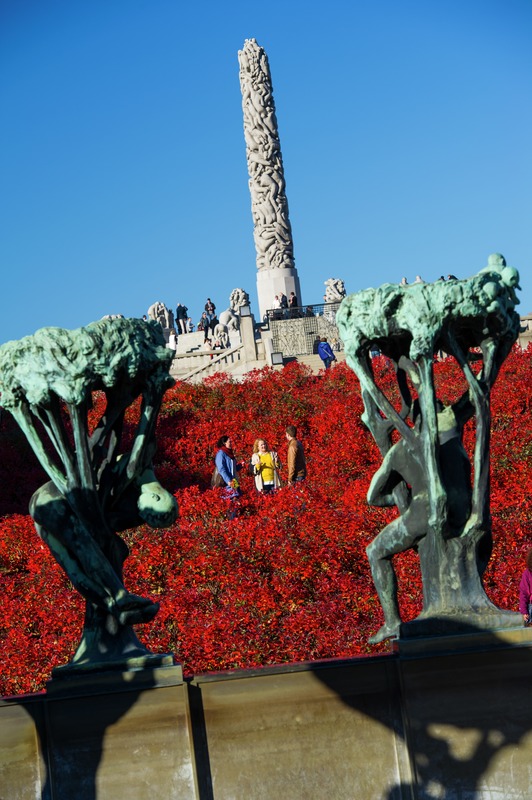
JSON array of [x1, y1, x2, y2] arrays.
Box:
[[336, 254, 523, 642], [0, 317, 178, 674]]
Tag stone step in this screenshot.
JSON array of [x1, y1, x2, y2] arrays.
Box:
[[292, 352, 346, 373]]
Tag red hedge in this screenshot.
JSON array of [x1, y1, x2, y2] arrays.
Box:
[[1, 349, 531, 696]]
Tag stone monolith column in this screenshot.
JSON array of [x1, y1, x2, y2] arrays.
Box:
[[238, 38, 302, 321]]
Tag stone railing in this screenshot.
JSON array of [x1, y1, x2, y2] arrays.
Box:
[[162, 308, 531, 381], [4, 629, 532, 799], [265, 302, 343, 357], [519, 313, 532, 349]]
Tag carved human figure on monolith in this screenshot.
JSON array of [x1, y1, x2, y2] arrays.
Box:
[[238, 38, 302, 320], [0, 317, 178, 673], [147, 300, 173, 329], [337, 254, 523, 641], [238, 40, 294, 273]]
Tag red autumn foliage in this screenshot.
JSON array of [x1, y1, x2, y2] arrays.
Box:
[[1, 347, 531, 696]]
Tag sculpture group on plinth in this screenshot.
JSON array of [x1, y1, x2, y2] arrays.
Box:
[[147, 300, 174, 330], [217, 287, 251, 336], [337, 254, 523, 642], [0, 317, 178, 675], [324, 278, 347, 303]]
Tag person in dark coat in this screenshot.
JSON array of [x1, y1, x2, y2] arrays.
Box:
[[317, 337, 336, 369]]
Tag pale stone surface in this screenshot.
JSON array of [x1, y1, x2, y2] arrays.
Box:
[[0, 668, 196, 800], [47, 677, 195, 799], [4, 637, 532, 799], [399, 637, 532, 800], [0, 703, 47, 800], [239, 39, 302, 320], [256, 264, 301, 322], [193, 662, 408, 800], [239, 39, 295, 273], [324, 278, 347, 302]]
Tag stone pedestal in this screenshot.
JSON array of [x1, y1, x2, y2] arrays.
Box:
[[4, 630, 532, 798], [0, 665, 197, 800], [239, 313, 257, 362], [0, 701, 47, 800], [190, 658, 408, 799], [256, 266, 302, 322], [396, 628, 532, 799]]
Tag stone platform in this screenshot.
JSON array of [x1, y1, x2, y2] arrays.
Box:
[[3, 627, 532, 798]]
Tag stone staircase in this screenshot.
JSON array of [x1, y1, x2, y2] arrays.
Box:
[[163, 308, 532, 384], [168, 328, 270, 383], [292, 351, 347, 374], [166, 325, 349, 382]]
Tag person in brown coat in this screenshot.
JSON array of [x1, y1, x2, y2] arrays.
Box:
[[285, 425, 306, 485]]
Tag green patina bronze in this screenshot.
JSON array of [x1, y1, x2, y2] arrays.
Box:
[[337, 254, 523, 643], [0, 317, 178, 674]]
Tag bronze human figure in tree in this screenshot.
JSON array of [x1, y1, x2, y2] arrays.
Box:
[[337, 254, 523, 641], [0, 317, 178, 672]]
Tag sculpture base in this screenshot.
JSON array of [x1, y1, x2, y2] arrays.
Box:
[[256, 266, 302, 322], [400, 607, 523, 639], [7, 635, 532, 799], [51, 651, 174, 679]]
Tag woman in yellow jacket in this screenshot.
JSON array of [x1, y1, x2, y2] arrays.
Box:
[[251, 439, 281, 493]]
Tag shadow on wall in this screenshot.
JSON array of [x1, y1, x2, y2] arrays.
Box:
[[12, 668, 172, 800], [7, 621, 532, 800], [314, 620, 532, 800]]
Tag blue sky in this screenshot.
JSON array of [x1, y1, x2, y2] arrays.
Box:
[[1, 0, 531, 343]]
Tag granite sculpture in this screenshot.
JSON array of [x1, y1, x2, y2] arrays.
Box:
[[213, 323, 230, 349], [324, 278, 347, 303], [147, 301, 173, 329], [337, 254, 522, 642], [238, 39, 295, 273], [239, 39, 302, 321], [0, 317, 178, 673], [230, 287, 250, 313], [218, 288, 251, 332]]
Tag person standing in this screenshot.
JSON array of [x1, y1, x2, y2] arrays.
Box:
[[519, 549, 532, 625], [288, 291, 298, 317], [214, 435, 243, 498], [204, 299, 217, 338], [317, 337, 337, 369], [166, 328, 177, 352], [198, 311, 209, 338], [175, 303, 188, 335], [251, 438, 281, 493], [285, 425, 306, 485], [213, 435, 245, 519], [271, 294, 282, 320]]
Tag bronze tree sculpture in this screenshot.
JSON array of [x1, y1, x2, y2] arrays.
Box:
[[337, 254, 523, 642], [0, 318, 178, 673]]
